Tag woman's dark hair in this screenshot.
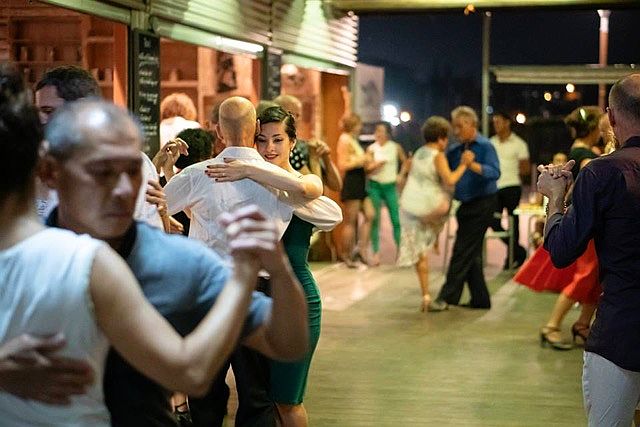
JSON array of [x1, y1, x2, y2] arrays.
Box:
[[174, 128, 213, 169], [256, 100, 278, 117], [257, 106, 296, 141], [0, 62, 43, 197], [564, 106, 602, 139], [421, 116, 451, 143]]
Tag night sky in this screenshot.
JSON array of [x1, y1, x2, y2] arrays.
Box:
[[358, 8, 640, 126]]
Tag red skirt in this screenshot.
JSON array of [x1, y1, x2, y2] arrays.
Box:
[[513, 240, 601, 305]]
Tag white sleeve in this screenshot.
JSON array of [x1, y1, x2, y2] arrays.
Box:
[[164, 169, 194, 215], [288, 195, 343, 231], [518, 140, 530, 160], [133, 152, 163, 229]]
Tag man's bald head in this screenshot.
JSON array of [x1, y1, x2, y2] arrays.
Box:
[[610, 74, 640, 123], [217, 96, 257, 147]]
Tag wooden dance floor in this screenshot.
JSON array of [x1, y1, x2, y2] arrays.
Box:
[[225, 212, 587, 426], [304, 261, 585, 426]]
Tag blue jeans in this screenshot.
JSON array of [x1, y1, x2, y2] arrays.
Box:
[[583, 351, 640, 426]]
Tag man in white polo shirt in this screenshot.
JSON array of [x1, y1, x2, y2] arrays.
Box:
[[490, 111, 530, 269]]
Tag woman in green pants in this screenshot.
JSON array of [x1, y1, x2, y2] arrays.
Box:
[[366, 121, 407, 265], [206, 106, 342, 427]]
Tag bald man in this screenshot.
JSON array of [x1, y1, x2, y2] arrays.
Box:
[[540, 74, 640, 426], [164, 96, 340, 426], [165, 96, 341, 262], [165, 96, 294, 258]]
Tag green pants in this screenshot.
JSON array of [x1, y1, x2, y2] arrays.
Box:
[[367, 180, 401, 253]]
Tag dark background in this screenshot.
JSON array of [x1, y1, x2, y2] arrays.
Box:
[[357, 8, 640, 158]]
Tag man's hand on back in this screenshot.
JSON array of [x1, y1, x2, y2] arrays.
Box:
[[0, 333, 95, 405]]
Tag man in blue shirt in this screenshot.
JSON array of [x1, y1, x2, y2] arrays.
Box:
[[539, 74, 640, 426], [429, 106, 500, 311]]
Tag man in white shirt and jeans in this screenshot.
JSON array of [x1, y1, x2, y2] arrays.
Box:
[[164, 96, 340, 426], [489, 111, 530, 269]]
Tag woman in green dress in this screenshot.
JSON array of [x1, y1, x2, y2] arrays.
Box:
[[206, 106, 340, 427]]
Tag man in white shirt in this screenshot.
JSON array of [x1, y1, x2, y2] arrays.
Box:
[[164, 97, 341, 262], [489, 111, 530, 269], [164, 96, 340, 426]]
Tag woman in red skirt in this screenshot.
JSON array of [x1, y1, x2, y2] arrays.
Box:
[[515, 108, 610, 350], [514, 240, 600, 350]]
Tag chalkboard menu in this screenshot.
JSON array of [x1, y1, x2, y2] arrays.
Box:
[[265, 48, 282, 100], [130, 30, 160, 156]]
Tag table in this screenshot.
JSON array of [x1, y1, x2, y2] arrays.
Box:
[[513, 203, 547, 256]]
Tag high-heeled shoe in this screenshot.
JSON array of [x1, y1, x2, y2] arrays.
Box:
[[420, 295, 432, 312], [539, 326, 573, 350], [571, 322, 590, 345]]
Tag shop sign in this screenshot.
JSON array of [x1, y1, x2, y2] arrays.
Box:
[[131, 30, 161, 155]]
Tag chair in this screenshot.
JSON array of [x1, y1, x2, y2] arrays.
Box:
[[484, 212, 515, 269]]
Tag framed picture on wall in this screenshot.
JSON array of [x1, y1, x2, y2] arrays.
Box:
[[355, 63, 384, 124], [217, 52, 238, 92]]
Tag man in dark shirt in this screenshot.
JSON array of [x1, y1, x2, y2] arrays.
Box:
[[539, 74, 640, 426], [429, 106, 501, 311]]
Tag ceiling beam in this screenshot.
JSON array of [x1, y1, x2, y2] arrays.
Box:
[[326, 0, 640, 13], [491, 65, 638, 84]]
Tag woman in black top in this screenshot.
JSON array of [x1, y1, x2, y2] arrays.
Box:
[[336, 114, 377, 267], [565, 106, 602, 180]]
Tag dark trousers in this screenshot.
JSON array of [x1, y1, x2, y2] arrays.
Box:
[[188, 362, 231, 427], [437, 194, 496, 308], [230, 346, 276, 427], [189, 277, 276, 427], [233, 277, 276, 427], [490, 186, 526, 263]]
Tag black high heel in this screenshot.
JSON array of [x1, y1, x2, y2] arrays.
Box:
[[540, 326, 573, 350], [571, 322, 590, 345]]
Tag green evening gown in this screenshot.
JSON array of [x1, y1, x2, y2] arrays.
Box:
[[269, 215, 322, 405]]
